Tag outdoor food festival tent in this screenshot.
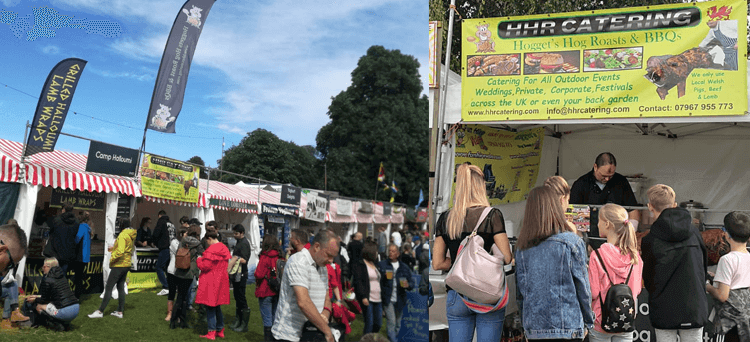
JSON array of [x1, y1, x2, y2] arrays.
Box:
[[428, 59, 750, 336], [0, 138, 139, 288]]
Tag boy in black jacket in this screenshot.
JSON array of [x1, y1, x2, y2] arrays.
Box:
[[641, 184, 708, 342]]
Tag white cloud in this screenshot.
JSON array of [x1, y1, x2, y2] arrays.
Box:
[[216, 123, 245, 135], [89, 67, 155, 81], [1, 0, 21, 7], [60, 0, 427, 145], [42, 45, 60, 54]]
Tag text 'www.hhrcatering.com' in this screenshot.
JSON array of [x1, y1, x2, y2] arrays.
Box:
[[467, 108, 540, 116]]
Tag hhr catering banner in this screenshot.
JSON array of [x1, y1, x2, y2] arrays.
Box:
[[139, 154, 200, 203], [452, 126, 544, 204], [461, 0, 747, 121]]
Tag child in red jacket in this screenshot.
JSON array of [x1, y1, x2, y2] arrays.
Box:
[[196, 231, 231, 340]]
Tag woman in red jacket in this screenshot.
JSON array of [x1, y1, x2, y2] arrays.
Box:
[[254, 234, 283, 342], [195, 231, 231, 340]]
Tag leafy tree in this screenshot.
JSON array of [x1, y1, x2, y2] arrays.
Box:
[[219, 129, 321, 189], [430, 0, 749, 75], [187, 156, 209, 179], [316, 45, 429, 205]]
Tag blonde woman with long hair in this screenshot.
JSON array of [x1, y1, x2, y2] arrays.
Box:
[[588, 204, 643, 342], [432, 163, 512, 342], [544, 176, 578, 233]]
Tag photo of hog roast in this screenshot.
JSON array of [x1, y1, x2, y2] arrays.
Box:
[[644, 47, 723, 100], [468, 55, 520, 76]]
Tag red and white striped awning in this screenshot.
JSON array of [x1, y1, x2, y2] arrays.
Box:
[[0, 140, 21, 183], [0, 139, 140, 197], [200, 180, 259, 214], [142, 194, 207, 208]]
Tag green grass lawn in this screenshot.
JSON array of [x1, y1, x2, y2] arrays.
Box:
[[1, 284, 387, 341]]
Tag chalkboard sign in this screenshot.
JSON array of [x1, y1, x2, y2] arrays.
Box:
[[50, 188, 105, 211], [115, 196, 132, 235], [398, 290, 430, 342]]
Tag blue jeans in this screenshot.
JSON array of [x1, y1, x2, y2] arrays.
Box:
[[363, 300, 382, 335], [384, 301, 402, 342], [206, 305, 224, 331], [446, 290, 506, 342], [259, 296, 278, 327], [189, 277, 197, 306], [1, 281, 19, 319], [51, 303, 79, 322], [156, 249, 170, 289]]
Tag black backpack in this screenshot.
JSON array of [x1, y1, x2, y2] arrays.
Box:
[[594, 249, 635, 333], [266, 258, 285, 294]]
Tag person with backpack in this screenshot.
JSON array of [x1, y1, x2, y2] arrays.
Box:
[[254, 233, 283, 342], [431, 163, 513, 342], [515, 186, 595, 341], [171, 224, 203, 329], [588, 204, 643, 342]]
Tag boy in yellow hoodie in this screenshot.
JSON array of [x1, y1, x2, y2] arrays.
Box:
[[88, 218, 137, 319]]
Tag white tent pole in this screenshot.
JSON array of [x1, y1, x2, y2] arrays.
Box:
[[431, 0, 457, 230]]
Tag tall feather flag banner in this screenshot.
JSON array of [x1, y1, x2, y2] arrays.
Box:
[[146, 0, 216, 133], [25, 58, 87, 156], [377, 162, 385, 183]]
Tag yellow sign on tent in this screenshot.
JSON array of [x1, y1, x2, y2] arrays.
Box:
[[461, 0, 747, 121]]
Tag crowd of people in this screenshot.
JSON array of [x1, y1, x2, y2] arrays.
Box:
[[434, 161, 750, 342], [0, 201, 429, 341]]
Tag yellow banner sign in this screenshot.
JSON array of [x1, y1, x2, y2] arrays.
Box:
[[140, 154, 200, 203], [461, 0, 747, 121], [429, 21, 439, 88], [452, 126, 544, 205]]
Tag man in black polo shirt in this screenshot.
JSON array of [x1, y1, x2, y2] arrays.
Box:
[[570, 152, 641, 241]]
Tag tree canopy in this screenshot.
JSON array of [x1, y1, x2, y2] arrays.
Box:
[[187, 156, 209, 179], [316, 45, 429, 204], [219, 128, 321, 189], [430, 0, 750, 74]]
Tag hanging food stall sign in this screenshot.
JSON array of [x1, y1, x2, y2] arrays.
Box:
[[305, 192, 328, 223], [139, 154, 199, 203], [461, 0, 747, 121], [336, 199, 353, 216], [261, 203, 299, 216], [453, 126, 544, 204], [280, 185, 301, 206], [85, 141, 139, 177], [209, 198, 256, 212], [50, 188, 105, 211], [383, 203, 392, 215]]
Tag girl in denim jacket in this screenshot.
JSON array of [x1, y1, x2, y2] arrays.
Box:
[[588, 204, 643, 342], [516, 186, 595, 342], [433, 164, 513, 342]]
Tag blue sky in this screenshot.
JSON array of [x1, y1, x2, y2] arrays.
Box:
[[0, 0, 427, 168]]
